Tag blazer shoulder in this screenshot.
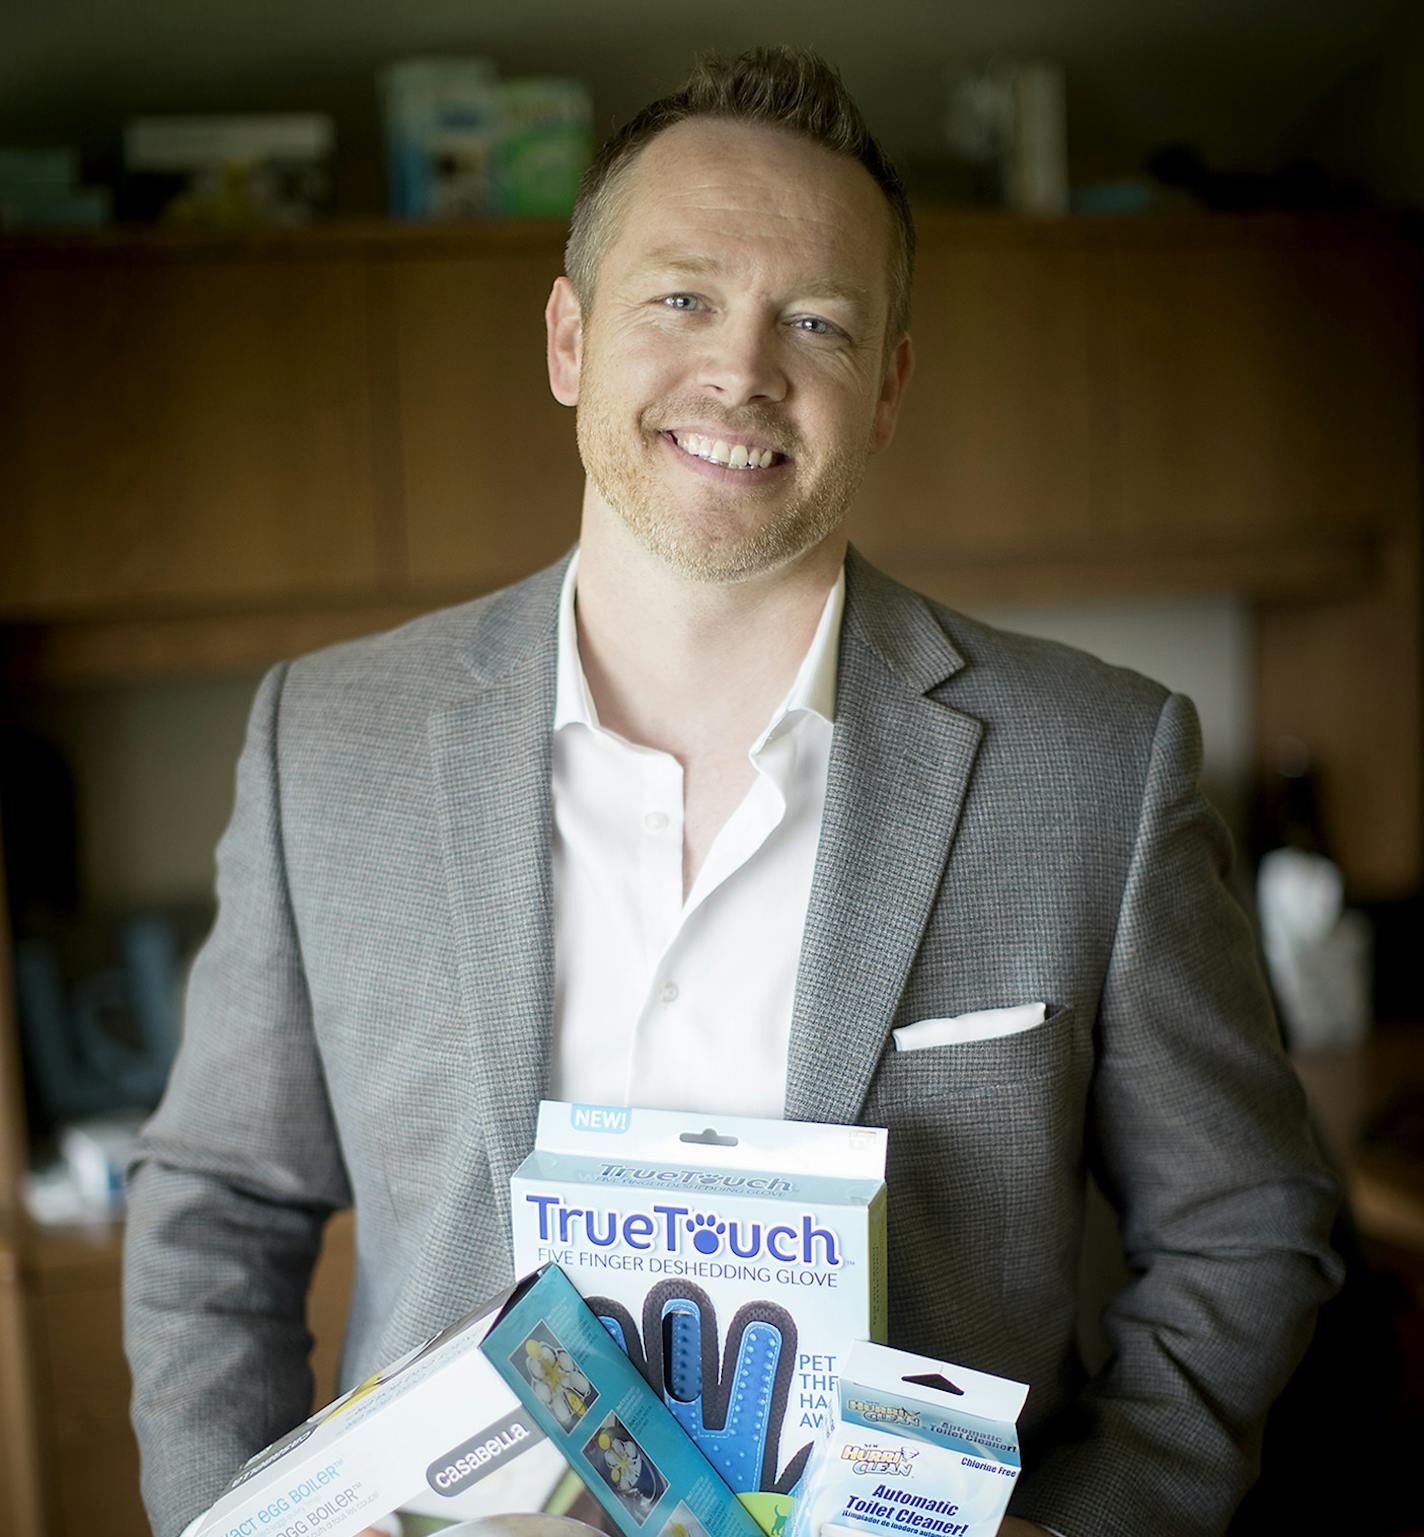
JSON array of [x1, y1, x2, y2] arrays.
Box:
[[932, 599, 1170, 726], [846, 551, 1170, 739], [281, 555, 569, 708]]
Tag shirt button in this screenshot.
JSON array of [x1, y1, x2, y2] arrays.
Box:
[[659, 981, 680, 1004], [644, 811, 669, 833]]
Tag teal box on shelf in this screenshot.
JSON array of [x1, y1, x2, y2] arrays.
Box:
[[482, 1264, 769, 1537]]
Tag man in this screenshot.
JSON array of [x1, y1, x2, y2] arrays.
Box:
[[124, 48, 1340, 1537]]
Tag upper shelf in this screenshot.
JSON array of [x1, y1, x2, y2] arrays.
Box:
[[1, 207, 1416, 256]]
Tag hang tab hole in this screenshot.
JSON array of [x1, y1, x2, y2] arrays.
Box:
[[680, 1127, 739, 1147], [662, 1307, 700, 1403], [902, 1372, 964, 1396]]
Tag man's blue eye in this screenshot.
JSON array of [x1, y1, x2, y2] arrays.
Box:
[[663, 294, 699, 310], [794, 317, 834, 335]]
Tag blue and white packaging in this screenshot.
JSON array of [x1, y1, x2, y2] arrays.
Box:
[[511, 1103, 889, 1534], [481, 1263, 768, 1537], [786, 1342, 1028, 1537]]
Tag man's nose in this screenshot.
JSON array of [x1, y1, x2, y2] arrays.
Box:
[[696, 316, 788, 404]]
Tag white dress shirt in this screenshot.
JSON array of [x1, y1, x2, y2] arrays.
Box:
[[548, 554, 843, 1120]]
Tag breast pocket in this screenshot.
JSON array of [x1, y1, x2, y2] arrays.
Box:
[[873, 1002, 1077, 1104], [863, 1003, 1088, 1356]]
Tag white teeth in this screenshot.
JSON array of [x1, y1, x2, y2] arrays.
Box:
[[673, 432, 776, 469]]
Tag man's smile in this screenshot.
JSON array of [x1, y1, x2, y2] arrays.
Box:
[[659, 428, 791, 479]]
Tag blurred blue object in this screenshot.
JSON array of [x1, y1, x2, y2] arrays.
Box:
[[1070, 178, 1157, 214], [14, 908, 201, 1125]]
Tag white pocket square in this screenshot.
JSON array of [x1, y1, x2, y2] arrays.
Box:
[[892, 1002, 1046, 1052]]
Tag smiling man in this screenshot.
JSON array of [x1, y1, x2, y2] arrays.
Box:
[[125, 48, 1340, 1537]]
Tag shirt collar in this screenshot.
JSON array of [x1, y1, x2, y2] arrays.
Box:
[[553, 551, 844, 742], [553, 550, 601, 731]]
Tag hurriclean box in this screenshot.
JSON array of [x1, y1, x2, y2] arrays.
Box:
[[511, 1103, 889, 1535], [786, 1341, 1028, 1537]]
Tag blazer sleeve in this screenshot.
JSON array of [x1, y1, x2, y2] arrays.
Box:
[[1011, 691, 1343, 1537], [123, 662, 353, 1537]]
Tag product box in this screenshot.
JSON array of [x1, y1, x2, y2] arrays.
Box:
[[122, 115, 333, 226], [381, 58, 502, 219], [381, 60, 591, 220], [482, 1263, 768, 1537], [786, 1342, 1028, 1537], [496, 78, 592, 217], [511, 1103, 889, 1533], [192, 1284, 568, 1537]]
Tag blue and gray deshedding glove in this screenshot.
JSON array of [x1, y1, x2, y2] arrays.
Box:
[[591, 1281, 810, 1496]]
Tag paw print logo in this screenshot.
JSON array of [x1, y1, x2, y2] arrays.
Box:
[[686, 1213, 725, 1255]]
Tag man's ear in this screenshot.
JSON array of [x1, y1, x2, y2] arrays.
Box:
[[870, 333, 915, 455], [546, 276, 583, 407]]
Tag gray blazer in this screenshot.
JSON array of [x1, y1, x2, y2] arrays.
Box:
[[124, 549, 1339, 1537]]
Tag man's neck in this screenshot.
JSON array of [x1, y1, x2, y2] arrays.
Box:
[[573, 501, 846, 897], [573, 508, 846, 762]]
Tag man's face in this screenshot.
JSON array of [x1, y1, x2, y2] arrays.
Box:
[[547, 117, 913, 584]]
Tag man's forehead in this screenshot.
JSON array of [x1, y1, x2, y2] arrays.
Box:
[[604, 120, 892, 303], [627, 245, 875, 309]]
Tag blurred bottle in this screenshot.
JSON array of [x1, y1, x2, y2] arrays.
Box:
[[1255, 736, 1372, 1051]]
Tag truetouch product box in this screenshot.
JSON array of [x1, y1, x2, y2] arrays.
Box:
[[511, 1103, 889, 1534]]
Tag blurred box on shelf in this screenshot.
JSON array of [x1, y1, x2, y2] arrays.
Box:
[[382, 58, 502, 219], [0, 146, 112, 231], [498, 78, 593, 217], [382, 57, 591, 221], [122, 114, 334, 226]]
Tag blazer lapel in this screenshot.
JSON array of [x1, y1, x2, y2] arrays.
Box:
[[428, 563, 566, 1246], [785, 551, 983, 1126]]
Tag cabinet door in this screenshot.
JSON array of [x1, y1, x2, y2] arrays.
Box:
[[856, 239, 1107, 568], [31, 1252, 150, 1537], [1109, 236, 1420, 553], [391, 249, 584, 592], [0, 252, 387, 616]]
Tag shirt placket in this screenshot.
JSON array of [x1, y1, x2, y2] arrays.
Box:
[[625, 747, 686, 1102]]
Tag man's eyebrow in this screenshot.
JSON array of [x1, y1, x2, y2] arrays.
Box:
[[632, 248, 874, 309]]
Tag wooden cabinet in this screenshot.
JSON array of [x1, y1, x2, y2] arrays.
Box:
[[0, 1229, 45, 1535], [1109, 235, 1418, 552], [857, 238, 1108, 565], [20, 1229, 150, 1537], [390, 246, 585, 589], [1, 215, 1416, 626], [0, 243, 391, 616], [858, 217, 1419, 579]]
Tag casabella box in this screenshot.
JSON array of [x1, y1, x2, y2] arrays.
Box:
[[511, 1103, 889, 1534], [191, 1285, 566, 1537]]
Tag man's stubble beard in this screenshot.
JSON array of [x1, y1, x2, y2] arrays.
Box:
[[574, 351, 872, 585]]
